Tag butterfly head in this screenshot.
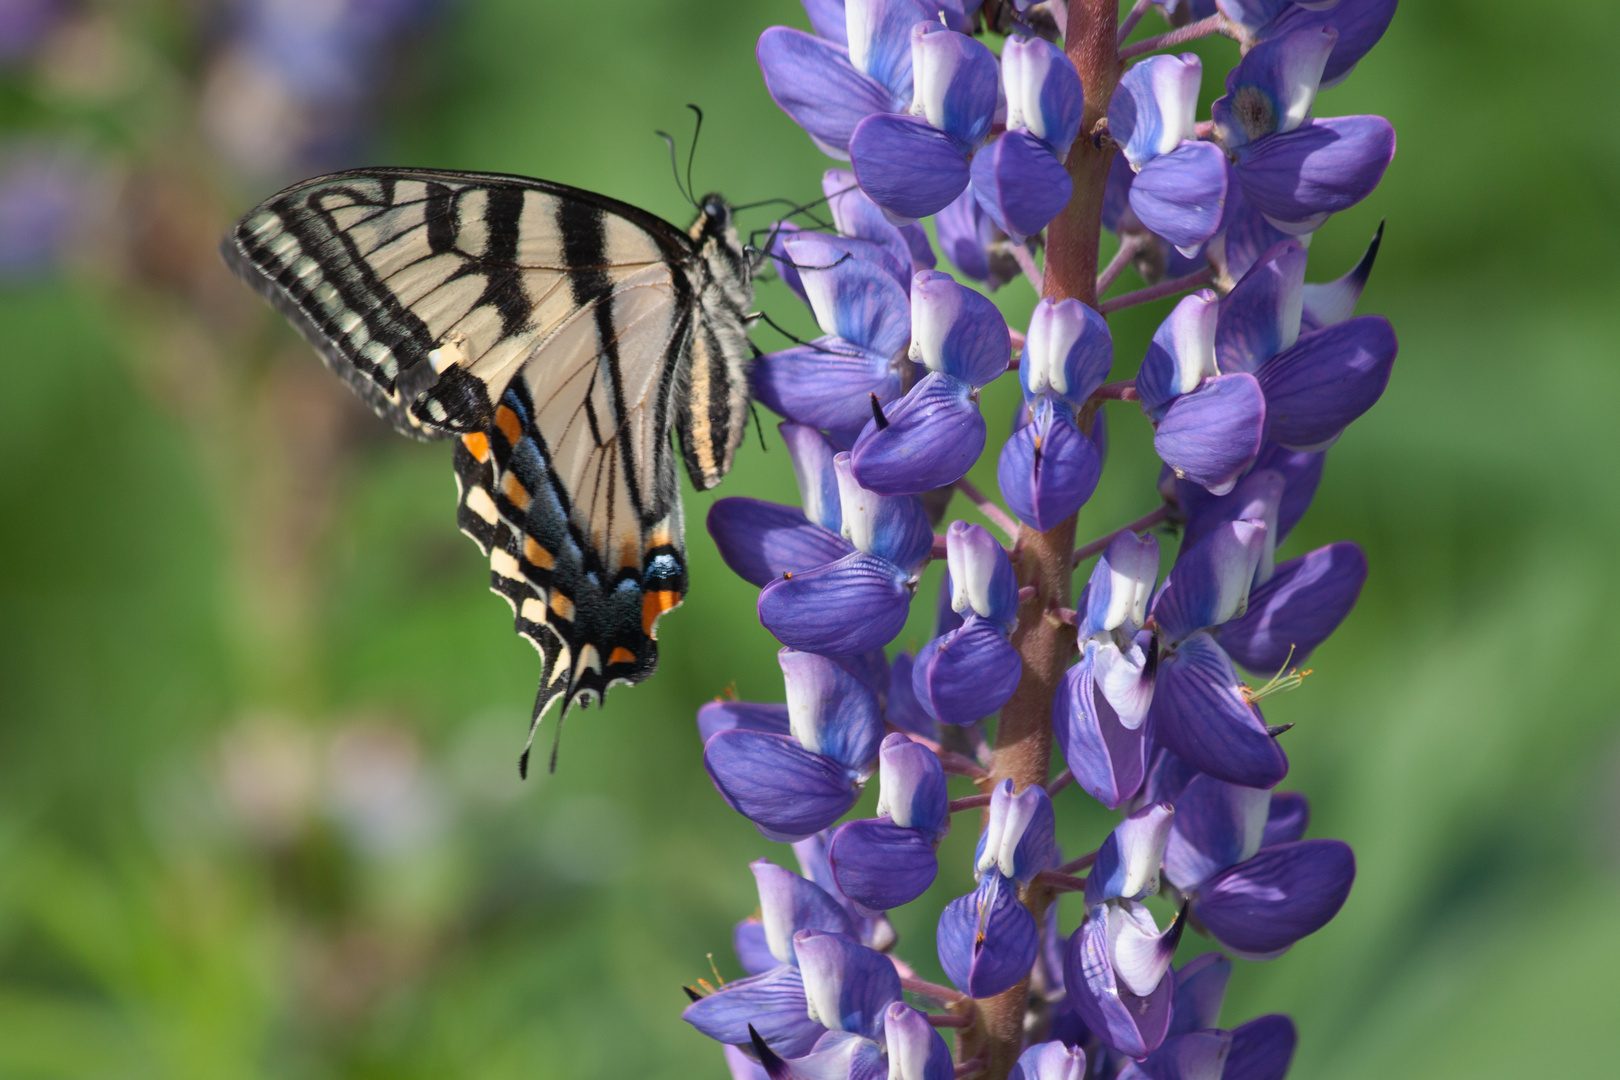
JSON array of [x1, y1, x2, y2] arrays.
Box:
[[690, 192, 752, 287]]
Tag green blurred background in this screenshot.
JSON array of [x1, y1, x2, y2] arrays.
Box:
[[1, 1, 1617, 1077]]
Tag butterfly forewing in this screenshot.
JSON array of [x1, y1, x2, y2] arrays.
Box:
[[225, 167, 754, 736]]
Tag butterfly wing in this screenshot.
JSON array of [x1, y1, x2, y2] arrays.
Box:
[[225, 168, 713, 735]]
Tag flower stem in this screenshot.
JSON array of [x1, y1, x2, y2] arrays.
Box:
[[1098, 266, 1215, 314], [1072, 505, 1169, 567], [1116, 0, 1153, 44], [949, 793, 994, 813], [1118, 13, 1240, 61], [1090, 378, 1138, 401], [1010, 239, 1045, 295], [1096, 234, 1145, 293], [955, 477, 1021, 541], [903, 975, 969, 1005]]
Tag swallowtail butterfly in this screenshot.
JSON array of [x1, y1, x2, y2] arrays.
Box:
[[223, 168, 756, 770]]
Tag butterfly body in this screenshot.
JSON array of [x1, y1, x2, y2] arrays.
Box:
[[223, 168, 755, 730]]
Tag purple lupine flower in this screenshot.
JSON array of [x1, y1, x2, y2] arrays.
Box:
[[1108, 54, 1229, 252], [827, 732, 951, 912], [1010, 1041, 1086, 1080], [709, 423, 854, 589], [0, 0, 63, 64], [971, 35, 1082, 239], [999, 298, 1112, 531], [850, 269, 1011, 494], [0, 141, 93, 278], [911, 521, 1022, 725], [935, 183, 1021, 288]]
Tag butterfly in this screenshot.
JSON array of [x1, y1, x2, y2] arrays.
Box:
[[222, 167, 756, 772]]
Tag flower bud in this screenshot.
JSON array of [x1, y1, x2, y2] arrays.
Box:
[[946, 521, 1018, 628], [1021, 297, 1113, 408], [1002, 36, 1084, 159], [1109, 53, 1203, 169], [975, 779, 1057, 882]]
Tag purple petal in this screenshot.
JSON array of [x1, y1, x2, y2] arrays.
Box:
[[1094, 636, 1155, 733], [1217, 189, 1296, 284], [1103, 152, 1143, 234], [834, 453, 934, 569], [1155, 373, 1267, 496], [800, 0, 848, 46], [969, 129, 1074, 240], [851, 372, 986, 495], [1215, 0, 1294, 34], [934, 183, 1011, 288], [755, 858, 859, 964], [1107, 900, 1185, 997], [782, 421, 845, 532], [1082, 530, 1161, 637], [1002, 36, 1084, 159], [1153, 518, 1268, 642], [753, 340, 903, 433], [794, 928, 903, 1040], [898, 221, 937, 269], [782, 649, 885, 774], [884, 653, 940, 739], [976, 778, 1058, 882], [683, 963, 826, 1057], [1235, 116, 1397, 232], [735, 919, 778, 976], [1085, 802, 1175, 906], [708, 498, 855, 588], [828, 818, 940, 914], [1141, 745, 1198, 807], [910, 23, 999, 145], [885, 1001, 955, 1080], [1109, 53, 1202, 169], [947, 519, 1020, 628], [845, 0, 928, 102], [1257, 315, 1396, 449], [997, 408, 1103, 532], [1010, 1041, 1087, 1080], [910, 269, 1011, 386], [765, 221, 811, 303], [1179, 468, 1284, 567], [1167, 953, 1232, 1037], [758, 551, 912, 659], [1216, 239, 1308, 375], [699, 700, 793, 743], [1063, 909, 1175, 1059], [1163, 773, 1271, 891], [1129, 141, 1230, 254], [1129, 1031, 1233, 1080], [933, 568, 964, 638], [1262, 791, 1310, 848], [1137, 290, 1221, 421], [1217, 541, 1366, 673], [1194, 839, 1355, 958], [1301, 220, 1383, 332], [1259, 0, 1398, 87], [725, 1044, 771, 1080], [704, 730, 862, 841], [1149, 632, 1289, 789], [851, 113, 971, 219], [787, 233, 913, 356], [1213, 27, 1337, 149], [757, 28, 895, 155], [912, 615, 1023, 726], [938, 873, 1040, 999], [1022, 297, 1114, 408], [1053, 649, 1148, 810], [823, 167, 916, 285], [876, 731, 949, 837], [1223, 1014, 1297, 1080]]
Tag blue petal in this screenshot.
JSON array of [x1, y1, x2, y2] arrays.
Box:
[[707, 498, 855, 588], [725, 1044, 772, 1080], [1154, 373, 1267, 496], [997, 407, 1102, 532], [782, 422, 845, 533], [1153, 519, 1268, 642], [933, 183, 1005, 287], [1179, 466, 1285, 559], [910, 23, 999, 146], [1010, 1041, 1087, 1080], [1235, 116, 1397, 232], [704, 730, 862, 841], [788, 233, 913, 356], [758, 550, 915, 656], [845, 0, 929, 103], [1223, 1014, 1297, 1080], [969, 129, 1074, 240], [1053, 650, 1148, 810], [1167, 953, 1232, 1038], [851, 113, 972, 219], [683, 963, 826, 1057], [1128, 1031, 1233, 1080], [1194, 839, 1355, 958], [754, 858, 859, 964], [938, 873, 1040, 999], [1256, 315, 1396, 449], [1103, 152, 1142, 234], [1149, 632, 1289, 789], [1109, 53, 1203, 169], [910, 269, 1011, 386], [1215, 0, 1294, 34], [1137, 290, 1221, 421], [1141, 745, 1199, 807], [884, 1001, 956, 1080], [946, 520, 1020, 629], [1216, 239, 1308, 375], [1063, 909, 1175, 1059], [876, 731, 949, 837], [976, 778, 1058, 882], [1258, 0, 1398, 88], [834, 454, 935, 569], [828, 817, 940, 914], [1085, 802, 1175, 906], [1261, 791, 1310, 849], [1163, 773, 1271, 891], [884, 653, 940, 739], [1217, 541, 1366, 673], [1129, 141, 1230, 253], [753, 340, 903, 434], [1217, 188, 1297, 284], [1082, 530, 1161, 638], [735, 919, 778, 976], [1212, 27, 1337, 149], [851, 372, 986, 495], [1002, 36, 1084, 159], [1021, 297, 1114, 409], [782, 649, 886, 774], [912, 615, 1023, 726], [800, 0, 848, 46], [699, 700, 793, 743], [822, 168, 920, 286], [757, 28, 895, 156], [793, 928, 903, 1041]]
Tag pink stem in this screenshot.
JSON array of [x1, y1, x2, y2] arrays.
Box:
[[1098, 266, 1216, 315], [1116, 0, 1153, 44], [903, 975, 968, 1005], [955, 477, 1021, 541], [1097, 234, 1145, 293], [1057, 850, 1098, 875], [930, 1013, 974, 1029], [1047, 768, 1074, 796], [949, 793, 993, 813], [1090, 379, 1138, 401], [1119, 13, 1240, 61], [1010, 239, 1044, 295], [1072, 505, 1170, 567], [1034, 869, 1088, 893]]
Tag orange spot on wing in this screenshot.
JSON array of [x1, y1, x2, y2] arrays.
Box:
[[523, 536, 554, 569], [641, 589, 682, 637], [494, 405, 523, 447], [608, 646, 637, 666], [550, 592, 575, 622], [461, 432, 490, 462], [501, 472, 532, 512]]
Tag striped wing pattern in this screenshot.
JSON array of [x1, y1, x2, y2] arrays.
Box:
[[225, 168, 715, 745]]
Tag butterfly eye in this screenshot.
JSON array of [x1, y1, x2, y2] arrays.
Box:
[[704, 199, 726, 221]]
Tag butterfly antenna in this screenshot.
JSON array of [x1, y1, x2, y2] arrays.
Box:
[[749, 400, 768, 453], [684, 104, 704, 207], [654, 129, 697, 209]]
